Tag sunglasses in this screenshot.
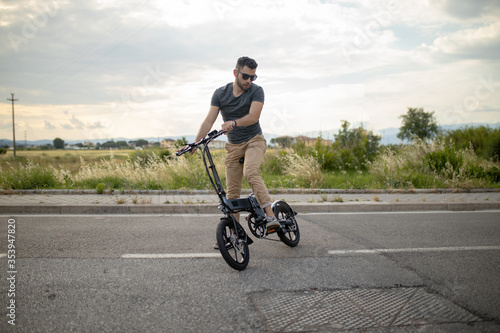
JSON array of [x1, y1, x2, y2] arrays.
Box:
[[237, 70, 258, 81]]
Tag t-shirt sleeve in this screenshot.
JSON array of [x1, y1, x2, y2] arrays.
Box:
[[253, 86, 265, 103], [211, 88, 221, 108]]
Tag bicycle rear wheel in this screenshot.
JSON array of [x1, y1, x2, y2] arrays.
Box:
[[216, 218, 250, 270], [274, 201, 300, 247]]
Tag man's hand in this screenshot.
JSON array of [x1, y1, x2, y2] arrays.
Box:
[[221, 120, 235, 133], [176, 144, 197, 156]]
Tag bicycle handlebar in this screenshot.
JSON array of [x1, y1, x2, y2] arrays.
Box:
[[175, 130, 227, 156]]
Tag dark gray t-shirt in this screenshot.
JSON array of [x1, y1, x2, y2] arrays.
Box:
[[211, 83, 265, 144]]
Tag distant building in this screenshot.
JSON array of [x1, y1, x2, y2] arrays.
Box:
[[271, 136, 332, 148], [295, 136, 332, 147], [208, 140, 225, 149]]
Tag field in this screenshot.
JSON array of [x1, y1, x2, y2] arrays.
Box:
[[0, 149, 134, 174], [0, 142, 499, 191]]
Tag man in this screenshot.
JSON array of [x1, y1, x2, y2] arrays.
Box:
[[193, 56, 279, 231]]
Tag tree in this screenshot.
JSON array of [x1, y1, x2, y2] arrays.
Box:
[[331, 120, 381, 170], [398, 107, 439, 142], [115, 140, 129, 149], [133, 139, 149, 147], [53, 137, 65, 149], [271, 136, 293, 148], [101, 141, 117, 148], [175, 137, 188, 148]]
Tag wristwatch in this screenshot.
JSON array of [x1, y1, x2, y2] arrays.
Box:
[[233, 120, 237, 128]]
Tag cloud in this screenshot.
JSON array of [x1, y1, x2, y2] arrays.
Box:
[[43, 120, 56, 130], [61, 123, 74, 130], [416, 22, 500, 61], [87, 121, 105, 129], [0, 121, 10, 130], [1, 0, 499, 140], [436, 0, 500, 20], [69, 114, 85, 129]]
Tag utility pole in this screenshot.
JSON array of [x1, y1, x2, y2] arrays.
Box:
[[7, 93, 18, 157]]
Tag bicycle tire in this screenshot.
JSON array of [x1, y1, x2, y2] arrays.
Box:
[[216, 218, 250, 270], [274, 201, 300, 247]]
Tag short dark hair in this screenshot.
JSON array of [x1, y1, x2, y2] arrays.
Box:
[[236, 56, 258, 70]]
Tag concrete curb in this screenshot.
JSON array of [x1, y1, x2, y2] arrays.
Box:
[[1, 202, 499, 215], [1, 188, 500, 196]]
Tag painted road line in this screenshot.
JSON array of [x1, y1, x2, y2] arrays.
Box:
[[328, 245, 500, 255], [0, 253, 6, 258], [122, 253, 221, 259]]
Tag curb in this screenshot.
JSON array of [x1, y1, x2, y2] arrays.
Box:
[[1, 188, 500, 196], [1, 202, 499, 215]]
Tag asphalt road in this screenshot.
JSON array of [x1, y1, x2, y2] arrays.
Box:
[[0, 211, 499, 332]]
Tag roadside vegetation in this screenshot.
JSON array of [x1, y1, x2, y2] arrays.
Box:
[[1, 109, 499, 191]]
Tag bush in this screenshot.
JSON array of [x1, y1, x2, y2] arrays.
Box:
[[0, 162, 62, 189], [292, 121, 381, 172], [485, 130, 500, 161], [370, 139, 499, 188], [424, 146, 463, 176], [442, 125, 500, 160], [96, 182, 106, 194], [282, 153, 324, 188], [0, 148, 7, 155], [260, 150, 286, 175]]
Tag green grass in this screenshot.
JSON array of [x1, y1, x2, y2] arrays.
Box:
[[0, 143, 498, 191]]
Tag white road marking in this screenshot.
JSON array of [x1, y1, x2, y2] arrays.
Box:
[[328, 245, 500, 255], [121, 253, 221, 259], [0, 253, 6, 258]]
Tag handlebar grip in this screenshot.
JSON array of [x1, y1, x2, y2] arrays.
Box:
[[176, 129, 227, 157], [176, 145, 193, 156]]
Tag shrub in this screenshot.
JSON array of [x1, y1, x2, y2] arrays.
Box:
[[292, 121, 381, 172], [0, 161, 61, 189], [282, 153, 324, 188], [260, 150, 286, 175], [442, 125, 500, 160], [424, 146, 463, 176], [485, 130, 500, 161], [0, 148, 7, 155], [370, 139, 499, 188], [96, 183, 106, 194]]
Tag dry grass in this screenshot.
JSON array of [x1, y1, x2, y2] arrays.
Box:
[[282, 153, 324, 188]]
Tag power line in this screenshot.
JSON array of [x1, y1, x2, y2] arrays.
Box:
[[7, 93, 18, 157]]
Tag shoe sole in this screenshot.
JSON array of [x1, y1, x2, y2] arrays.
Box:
[[266, 223, 280, 231]]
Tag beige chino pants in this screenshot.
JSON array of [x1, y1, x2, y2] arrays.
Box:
[[225, 134, 272, 213]]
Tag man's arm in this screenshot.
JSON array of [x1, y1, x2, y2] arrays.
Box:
[[195, 105, 219, 142], [221, 101, 264, 131]]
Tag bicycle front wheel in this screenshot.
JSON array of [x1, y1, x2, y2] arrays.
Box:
[[216, 218, 250, 270]]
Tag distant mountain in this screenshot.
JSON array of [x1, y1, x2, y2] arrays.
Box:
[[1, 122, 498, 147]]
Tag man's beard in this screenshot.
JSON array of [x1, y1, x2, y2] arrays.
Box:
[[236, 79, 250, 91]]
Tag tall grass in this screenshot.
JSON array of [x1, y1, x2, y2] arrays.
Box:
[[0, 161, 61, 189], [66, 151, 226, 190], [0, 141, 498, 190], [370, 139, 499, 189]]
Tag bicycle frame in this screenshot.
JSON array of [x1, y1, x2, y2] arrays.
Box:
[[182, 131, 257, 216]]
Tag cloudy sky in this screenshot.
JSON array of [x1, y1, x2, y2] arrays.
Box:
[[1, 0, 499, 142]]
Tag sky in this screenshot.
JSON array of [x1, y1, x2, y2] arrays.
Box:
[[1, 0, 499, 142]]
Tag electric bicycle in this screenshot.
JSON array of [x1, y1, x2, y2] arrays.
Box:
[[176, 130, 300, 270]]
